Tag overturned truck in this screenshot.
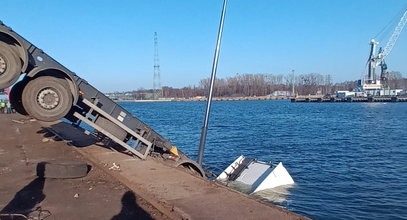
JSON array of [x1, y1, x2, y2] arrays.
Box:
[[0, 21, 204, 177]]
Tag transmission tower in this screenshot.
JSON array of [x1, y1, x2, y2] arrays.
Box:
[[153, 32, 162, 100]]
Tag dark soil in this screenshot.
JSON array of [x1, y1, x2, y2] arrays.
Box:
[[0, 114, 168, 220]]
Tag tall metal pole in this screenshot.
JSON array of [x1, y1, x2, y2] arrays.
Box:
[[153, 32, 162, 100], [291, 69, 295, 96], [197, 0, 228, 166]]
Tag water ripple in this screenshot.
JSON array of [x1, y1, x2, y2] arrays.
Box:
[[120, 100, 407, 220]]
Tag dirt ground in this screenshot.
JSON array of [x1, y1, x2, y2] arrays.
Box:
[[0, 113, 308, 220], [0, 114, 168, 220]]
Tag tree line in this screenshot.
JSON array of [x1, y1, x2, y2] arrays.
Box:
[[163, 72, 406, 98], [107, 72, 407, 99], [162, 73, 354, 98]]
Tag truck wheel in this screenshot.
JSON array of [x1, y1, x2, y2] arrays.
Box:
[[9, 79, 28, 115], [176, 157, 206, 178], [0, 42, 22, 89], [37, 160, 89, 179], [22, 76, 73, 122]]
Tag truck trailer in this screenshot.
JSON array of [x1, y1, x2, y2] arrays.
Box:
[[0, 21, 205, 177]]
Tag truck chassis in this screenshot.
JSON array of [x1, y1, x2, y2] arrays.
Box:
[[0, 21, 204, 177]]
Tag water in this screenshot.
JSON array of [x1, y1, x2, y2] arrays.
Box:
[[119, 100, 407, 220]]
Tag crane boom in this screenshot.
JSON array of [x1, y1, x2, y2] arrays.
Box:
[[381, 8, 407, 59]]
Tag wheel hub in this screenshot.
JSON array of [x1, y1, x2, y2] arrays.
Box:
[[0, 55, 6, 75], [37, 88, 60, 110]]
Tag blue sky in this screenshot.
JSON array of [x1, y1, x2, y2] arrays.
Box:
[[2, 0, 407, 92]]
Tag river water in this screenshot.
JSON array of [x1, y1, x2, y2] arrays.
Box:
[[119, 100, 407, 220]]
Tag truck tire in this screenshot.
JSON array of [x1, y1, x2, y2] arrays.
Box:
[[176, 157, 206, 177], [9, 79, 28, 115], [0, 42, 22, 89], [22, 76, 73, 122], [37, 160, 89, 179]]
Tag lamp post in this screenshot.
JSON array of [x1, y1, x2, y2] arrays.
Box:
[[197, 0, 228, 166]]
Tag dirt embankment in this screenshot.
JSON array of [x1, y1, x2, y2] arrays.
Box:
[[0, 113, 308, 220], [0, 114, 167, 220]]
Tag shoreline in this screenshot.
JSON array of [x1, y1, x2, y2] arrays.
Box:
[[0, 114, 308, 219], [114, 96, 292, 103]]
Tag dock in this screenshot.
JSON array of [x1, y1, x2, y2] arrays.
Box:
[[291, 96, 407, 103], [0, 114, 308, 220]]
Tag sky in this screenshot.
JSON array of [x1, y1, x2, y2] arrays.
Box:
[[2, 0, 407, 92]]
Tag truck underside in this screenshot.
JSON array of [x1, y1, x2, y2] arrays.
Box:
[[0, 21, 204, 177]]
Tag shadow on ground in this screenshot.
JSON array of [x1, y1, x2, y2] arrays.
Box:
[[111, 191, 154, 220], [37, 122, 133, 155], [0, 178, 46, 218], [36, 122, 99, 147]]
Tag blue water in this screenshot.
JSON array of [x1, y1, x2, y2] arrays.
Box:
[[119, 100, 407, 220]]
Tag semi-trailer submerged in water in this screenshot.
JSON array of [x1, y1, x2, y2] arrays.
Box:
[[1, 21, 293, 193]]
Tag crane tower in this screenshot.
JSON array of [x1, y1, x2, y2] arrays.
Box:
[[363, 8, 407, 95]]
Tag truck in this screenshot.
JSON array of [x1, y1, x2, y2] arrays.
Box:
[[0, 21, 205, 177]]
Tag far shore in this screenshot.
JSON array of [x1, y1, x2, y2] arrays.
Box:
[[114, 96, 295, 103], [113, 95, 326, 103]]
